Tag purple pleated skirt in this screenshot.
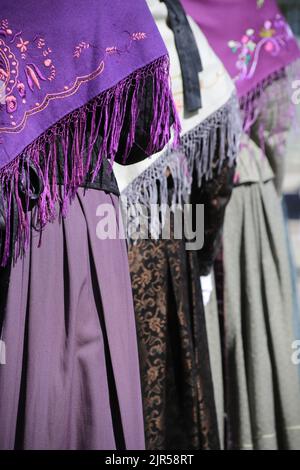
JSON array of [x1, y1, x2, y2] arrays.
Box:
[[0, 188, 145, 450]]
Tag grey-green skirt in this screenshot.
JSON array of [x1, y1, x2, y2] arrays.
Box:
[[221, 138, 300, 450]]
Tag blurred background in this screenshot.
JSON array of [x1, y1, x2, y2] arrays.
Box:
[[279, 0, 300, 292]]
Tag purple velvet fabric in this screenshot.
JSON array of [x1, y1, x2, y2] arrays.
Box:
[[0, 0, 167, 167], [0, 188, 145, 450], [182, 0, 300, 98]]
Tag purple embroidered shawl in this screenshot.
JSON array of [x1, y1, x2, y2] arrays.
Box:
[[182, 0, 300, 99], [0, 0, 180, 264]]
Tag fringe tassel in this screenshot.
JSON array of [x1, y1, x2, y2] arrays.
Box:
[[0, 55, 181, 265], [240, 59, 300, 139], [122, 93, 241, 242], [121, 149, 192, 240], [182, 93, 241, 186]]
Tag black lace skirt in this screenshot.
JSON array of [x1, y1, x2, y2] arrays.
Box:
[[128, 231, 220, 450]]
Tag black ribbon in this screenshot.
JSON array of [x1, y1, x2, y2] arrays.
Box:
[[18, 160, 44, 207], [161, 0, 203, 113]]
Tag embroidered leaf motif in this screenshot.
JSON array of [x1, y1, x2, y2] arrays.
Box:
[[37, 38, 46, 49], [73, 41, 90, 59], [0, 17, 148, 134], [25, 64, 46, 91], [105, 46, 118, 55], [131, 32, 147, 41], [29, 63, 47, 81]]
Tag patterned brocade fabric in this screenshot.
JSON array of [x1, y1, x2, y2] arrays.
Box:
[[128, 221, 220, 450], [192, 163, 235, 276]]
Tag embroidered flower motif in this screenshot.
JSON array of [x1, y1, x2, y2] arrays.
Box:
[[0, 20, 149, 134], [148, 317, 161, 334], [140, 270, 152, 288], [17, 80, 26, 98], [5, 95, 17, 113], [228, 40, 239, 54], [228, 15, 292, 82], [148, 367, 159, 383], [16, 38, 29, 54], [260, 21, 275, 38]]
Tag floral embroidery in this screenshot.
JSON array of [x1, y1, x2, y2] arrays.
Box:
[[259, 20, 275, 38], [228, 14, 293, 82], [16, 38, 29, 54], [0, 17, 147, 137], [0, 39, 19, 98], [16, 81, 25, 98], [5, 94, 17, 113], [0, 18, 57, 129]]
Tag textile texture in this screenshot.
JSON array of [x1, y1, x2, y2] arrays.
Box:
[[0, 188, 145, 450], [128, 224, 220, 450]]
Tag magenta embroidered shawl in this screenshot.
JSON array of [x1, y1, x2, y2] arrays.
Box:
[[0, 0, 180, 264], [182, 0, 300, 98]]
